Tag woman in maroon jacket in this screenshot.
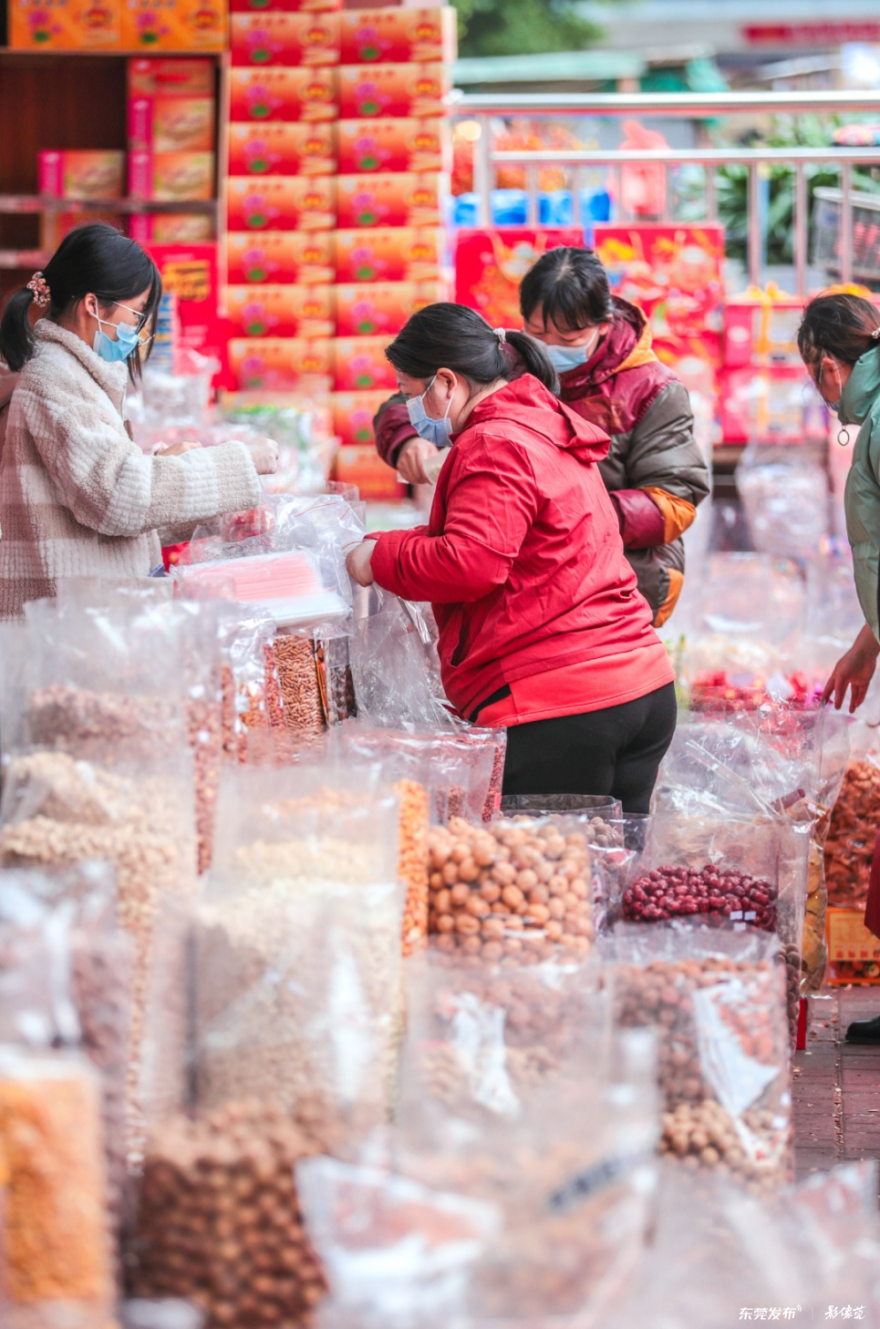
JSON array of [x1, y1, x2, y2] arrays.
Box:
[[374, 249, 710, 626], [346, 304, 677, 810]]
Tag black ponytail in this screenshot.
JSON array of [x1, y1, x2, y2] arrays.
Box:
[[0, 222, 162, 384], [385, 302, 560, 397], [798, 292, 880, 370]]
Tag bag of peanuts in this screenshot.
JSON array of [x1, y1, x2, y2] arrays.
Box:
[[297, 1157, 500, 1329], [393, 974, 659, 1324], [193, 763, 404, 1143], [600, 926, 793, 1194], [0, 863, 130, 1262], [0, 1046, 118, 1329]]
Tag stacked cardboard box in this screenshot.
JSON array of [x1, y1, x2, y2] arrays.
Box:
[[10, 0, 226, 50], [224, 2, 454, 496], [128, 58, 218, 245]]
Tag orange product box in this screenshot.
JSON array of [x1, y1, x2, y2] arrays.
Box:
[[43, 211, 122, 249], [339, 8, 456, 65], [226, 231, 335, 284], [229, 67, 337, 123], [128, 96, 215, 152], [130, 213, 214, 243], [333, 336, 396, 392], [129, 151, 215, 201], [338, 64, 450, 119], [227, 175, 335, 231], [337, 172, 445, 228], [336, 118, 450, 174], [128, 57, 215, 97], [228, 122, 335, 177], [10, 0, 122, 49], [827, 907, 880, 984], [228, 337, 333, 392], [335, 227, 443, 283], [226, 284, 335, 338], [38, 150, 125, 200], [335, 280, 443, 337], [230, 0, 339, 10], [120, 0, 227, 50], [231, 12, 339, 66], [333, 439, 407, 499]]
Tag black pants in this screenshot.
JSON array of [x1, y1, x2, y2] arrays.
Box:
[[501, 682, 677, 814]]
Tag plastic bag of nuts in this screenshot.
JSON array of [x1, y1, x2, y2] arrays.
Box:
[[824, 752, 880, 910], [297, 1157, 499, 1329], [131, 1099, 328, 1329], [0, 864, 130, 1265], [0, 750, 198, 1162], [601, 927, 793, 1193], [426, 816, 596, 963], [393, 1008, 658, 1323], [194, 765, 403, 1141], [0, 1047, 117, 1329]]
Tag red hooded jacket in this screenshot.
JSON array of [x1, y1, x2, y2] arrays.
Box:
[[369, 374, 664, 720]]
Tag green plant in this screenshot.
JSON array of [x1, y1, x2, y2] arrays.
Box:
[[452, 0, 607, 59]]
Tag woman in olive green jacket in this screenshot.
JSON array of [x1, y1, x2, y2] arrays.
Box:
[[799, 293, 880, 713], [799, 293, 880, 1043]]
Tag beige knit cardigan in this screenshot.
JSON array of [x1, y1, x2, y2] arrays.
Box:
[[0, 321, 262, 618]]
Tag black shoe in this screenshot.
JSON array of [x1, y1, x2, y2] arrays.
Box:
[[845, 1014, 880, 1044]]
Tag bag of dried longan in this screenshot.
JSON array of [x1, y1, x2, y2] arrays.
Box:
[[600, 926, 793, 1193]]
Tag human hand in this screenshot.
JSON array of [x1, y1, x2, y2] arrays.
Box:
[[397, 437, 441, 486], [158, 439, 201, 457], [822, 623, 880, 712], [346, 540, 376, 587], [245, 437, 279, 476]]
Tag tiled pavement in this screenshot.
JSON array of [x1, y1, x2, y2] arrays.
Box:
[[793, 987, 880, 1180]]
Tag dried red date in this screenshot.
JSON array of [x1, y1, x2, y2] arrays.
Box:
[[622, 865, 777, 932]]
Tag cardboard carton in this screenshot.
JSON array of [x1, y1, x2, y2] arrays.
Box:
[[335, 226, 443, 283], [128, 56, 215, 96], [227, 121, 335, 176], [228, 336, 333, 391], [120, 0, 227, 51], [11, 0, 121, 49], [128, 96, 215, 152], [229, 66, 337, 122], [226, 175, 335, 230], [129, 151, 215, 201], [337, 63, 450, 119], [335, 279, 444, 337], [39, 150, 125, 200], [333, 335, 396, 391], [336, 117, 449, 174], [130, 213, 214, 243], [226, 283, 335, 338], [336, 171, 445, 228], [226, 230, 335, 283], [231, 11, 340, 65], [339, 7, 456, 64]]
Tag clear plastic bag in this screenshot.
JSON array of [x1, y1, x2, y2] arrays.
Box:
[[394, 967, 658, 1323], [0, 1047, 116, 1329], [824, 722, 880, 911], [196, 764, 403, 1143], [350, 592, 454, 733], [0, 864, 130, 1255], [601, 927, 792, 1192], [298, 1158, 499, 1329], [425, 816, 596, 963], [736, 444, 829, 562]]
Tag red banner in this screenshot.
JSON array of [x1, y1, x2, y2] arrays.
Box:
[[744, 21, 880, 44]]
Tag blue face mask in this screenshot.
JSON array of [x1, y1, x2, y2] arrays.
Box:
[[544, 326, 602, 375], [406, 374, 454, 448], [92, 314, 142, 364]]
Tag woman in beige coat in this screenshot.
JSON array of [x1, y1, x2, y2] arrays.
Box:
[[0, 223, 276, 618]]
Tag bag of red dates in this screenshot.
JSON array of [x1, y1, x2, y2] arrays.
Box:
[[600, 926, 793, 1194]]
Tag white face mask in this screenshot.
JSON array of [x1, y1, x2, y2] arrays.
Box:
[[406, 374, 455, 447]]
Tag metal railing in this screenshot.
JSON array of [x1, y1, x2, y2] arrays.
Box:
[[452, 91, 880, 295]]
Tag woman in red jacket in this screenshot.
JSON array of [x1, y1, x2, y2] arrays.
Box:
[[345, 304, 677, 811]]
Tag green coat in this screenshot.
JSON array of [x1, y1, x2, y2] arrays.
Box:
[[842, 347, 880, 638]]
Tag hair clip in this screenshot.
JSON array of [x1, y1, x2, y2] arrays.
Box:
[[493, 327, 507, 344], [26, 272, 51, 309]]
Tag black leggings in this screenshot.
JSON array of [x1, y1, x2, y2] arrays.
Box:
[[501, 682, 677, 814]]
